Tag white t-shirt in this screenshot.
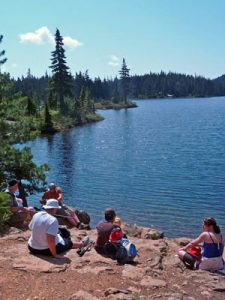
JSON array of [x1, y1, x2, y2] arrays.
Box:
[[28, 211, 64, 250]]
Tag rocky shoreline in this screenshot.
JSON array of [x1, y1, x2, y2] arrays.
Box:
[[0, 224, 225, 300]]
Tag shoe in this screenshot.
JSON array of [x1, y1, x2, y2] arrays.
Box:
[[81, 236, 89, 248]]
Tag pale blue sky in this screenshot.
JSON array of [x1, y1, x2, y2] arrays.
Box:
[[1, 0, 225, 79]]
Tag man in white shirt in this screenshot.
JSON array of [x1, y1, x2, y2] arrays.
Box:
[[28, 199, 89, 259]]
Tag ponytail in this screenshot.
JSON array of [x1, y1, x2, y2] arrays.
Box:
[[213, 224, 221, 234], [203, 217, 221, 234]]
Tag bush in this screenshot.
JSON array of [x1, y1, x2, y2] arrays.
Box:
[[0, 192, 11, 222]]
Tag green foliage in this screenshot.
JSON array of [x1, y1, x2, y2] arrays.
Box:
[[0, 145, 49, 192], [50, 29, 73, 113], [0, 71, 49, 194], [26, 97, 36, 116], [119, 58, 130, 103], [0, 192, 11, 222], [0, 35, 7, 66], [44, 103, 53, 127]]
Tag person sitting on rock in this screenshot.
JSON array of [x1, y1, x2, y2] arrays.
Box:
[[40, 183, 63, 206], [28, 199, 89, 259], [178, 217, 224, 271], [95, 208, 122, 256], [5, 179, 35, 228], [40, 183, 80, 228]]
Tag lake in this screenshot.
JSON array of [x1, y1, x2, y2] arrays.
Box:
[[25, 97, 225, 237]]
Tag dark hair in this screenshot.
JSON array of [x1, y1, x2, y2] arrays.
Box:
[[203, 217, 221, 234], [105, 208, 116, 222], [7, 179, 19, 187]]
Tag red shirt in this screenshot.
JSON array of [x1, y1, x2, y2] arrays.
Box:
[[41, 187, 62, 204]]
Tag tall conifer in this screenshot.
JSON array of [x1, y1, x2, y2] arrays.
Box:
[[0, 35, 7, 67], [49, 29, 72, 112], [119, 58, 130, 103]]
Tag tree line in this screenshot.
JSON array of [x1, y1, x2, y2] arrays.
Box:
[[1, 28, 225, 219]]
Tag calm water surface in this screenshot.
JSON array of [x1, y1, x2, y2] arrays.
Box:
[[25, 97, 225, 237]]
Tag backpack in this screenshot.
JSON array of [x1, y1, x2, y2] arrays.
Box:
[[115, 238, 137, 264]]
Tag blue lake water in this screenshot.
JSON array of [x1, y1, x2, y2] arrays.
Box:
[[25, 97, 225, 237]]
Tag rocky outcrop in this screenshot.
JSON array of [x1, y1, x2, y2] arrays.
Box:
[[0, 224, 224, 300]]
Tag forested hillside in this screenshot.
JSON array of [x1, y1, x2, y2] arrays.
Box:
[[14, 70, 225, 103]]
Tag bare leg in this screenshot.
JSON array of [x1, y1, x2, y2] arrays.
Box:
[[72, 242, 82, 249]]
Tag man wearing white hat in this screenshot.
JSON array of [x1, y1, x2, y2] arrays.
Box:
[[28, 199, 89, 258]]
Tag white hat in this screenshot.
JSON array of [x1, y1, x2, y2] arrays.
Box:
[[43, 199, 61, 209]]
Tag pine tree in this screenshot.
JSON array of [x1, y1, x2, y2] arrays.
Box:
[[26, 97, 36, 116], [119, 58, 130, 103], [44, 102, 53, 128], [0, 35, 7, 67], [49, 29, 72, 113]]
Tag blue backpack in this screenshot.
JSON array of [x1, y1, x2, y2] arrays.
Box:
[[115, 238, 137, 264]]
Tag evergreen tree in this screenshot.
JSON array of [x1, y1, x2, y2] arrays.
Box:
[[49, 29, 72, 113], [0, 35, 7, 67], [44, 102, 53, 128], [119, 58, 130, 103], [26, 97, 36, 116]]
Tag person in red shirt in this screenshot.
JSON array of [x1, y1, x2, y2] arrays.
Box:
[[40, 183, 80, 228], [40, 183, 62, 206]]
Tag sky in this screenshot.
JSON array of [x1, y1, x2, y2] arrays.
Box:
[[1, 0, 225, 79]]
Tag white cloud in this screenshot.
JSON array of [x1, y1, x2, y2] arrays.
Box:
[[108, 54, 120, 67], [19, 26, 82, 50], [19, 26, 54, 44], [63, 36, 83, 50]]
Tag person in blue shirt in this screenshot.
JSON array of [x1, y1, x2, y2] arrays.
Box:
[[178, 217, 224, 271]]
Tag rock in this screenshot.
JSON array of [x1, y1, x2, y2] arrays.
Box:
[[150, 255, 163, 270], [143, 229, 164, 240], [75, 210, 90, 225], [200, 291, 211, 297], [174, 238, 190, 247], [140, 276, 167, 288], [70, 290, 99, 300], [105, 288, 130, 296], [106, 295, 133, 300], [166, 293, 183, 300], [122, 224, 142, 237], [211, 283, 225, 292]]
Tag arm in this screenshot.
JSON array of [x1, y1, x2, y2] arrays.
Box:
[[40, 192, 47, 205], [181, 233, 205, 252], [57, 193, 63, 206], [46, 234, 64, 259], [56, 188, 63, 206]]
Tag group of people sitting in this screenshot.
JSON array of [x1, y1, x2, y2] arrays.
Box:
[[4, 179, 225, 270], [5, 179, 125, 260]]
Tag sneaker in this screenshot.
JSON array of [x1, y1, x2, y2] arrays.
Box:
[[81, 236, 89, 248]]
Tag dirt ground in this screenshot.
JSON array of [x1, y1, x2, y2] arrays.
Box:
[[0, 225, 225, 300]]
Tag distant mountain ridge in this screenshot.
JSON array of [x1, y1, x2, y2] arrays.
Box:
[[214, 74, 225, 85]]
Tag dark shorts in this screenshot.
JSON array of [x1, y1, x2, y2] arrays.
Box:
[[181, 252, 199, 269], [28, 237, 73, 256], [95, 241, 117, 258]]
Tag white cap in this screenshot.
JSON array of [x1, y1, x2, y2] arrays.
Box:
[[43, 199, 61, 209]]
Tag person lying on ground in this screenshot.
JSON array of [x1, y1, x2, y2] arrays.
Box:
[[178, 217, 224, 271], [28, 199, 89, 259], [95, 208, 123, 256], [5, 179, 35, 227], [40, 183, 80, 228]]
